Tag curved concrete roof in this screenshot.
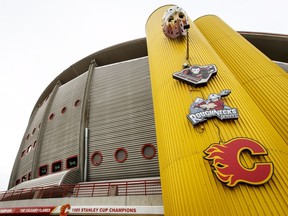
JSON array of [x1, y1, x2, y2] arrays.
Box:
[[31, 32, 288, 117]]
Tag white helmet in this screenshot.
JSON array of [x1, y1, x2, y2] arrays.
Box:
[[190, 66, 201, 75], [208, 93, 220, 102], [162, 6, 190, 39]]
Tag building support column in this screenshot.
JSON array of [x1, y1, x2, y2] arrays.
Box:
[[146, 5, 288, 215], [79, 59, 97, 182]]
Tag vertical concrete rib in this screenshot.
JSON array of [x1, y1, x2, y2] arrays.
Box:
[[31, 82, 61, 179], [79, 59, 97, 182]]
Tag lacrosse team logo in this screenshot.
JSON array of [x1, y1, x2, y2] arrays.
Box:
[[187, 89, 238, 126]]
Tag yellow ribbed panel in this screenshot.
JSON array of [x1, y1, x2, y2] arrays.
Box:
[[146, 5, 288, 216], [194, 15, 288, 142]]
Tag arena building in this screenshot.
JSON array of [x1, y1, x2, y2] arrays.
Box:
[[1, 5, 287, 216]]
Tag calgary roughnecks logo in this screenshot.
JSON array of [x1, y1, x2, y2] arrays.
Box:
[[204, 138, 274, 187], [187, 89, 238, 126]]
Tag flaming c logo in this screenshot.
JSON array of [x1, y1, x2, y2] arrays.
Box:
[[204, 138, 274, 187], [59, 204, 71, 216]]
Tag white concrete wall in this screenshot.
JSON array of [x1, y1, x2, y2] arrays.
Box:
[[0, 195, 163, 208]]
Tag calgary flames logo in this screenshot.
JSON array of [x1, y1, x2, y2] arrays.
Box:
[[59, 204, 71, 216], [204, 138, 274, 187]]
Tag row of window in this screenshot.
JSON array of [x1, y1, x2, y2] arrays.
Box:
[[39, 155, 78, 177], [15, 156, 78, 185], [16, 172, 32, 185], [25, 99, 81, 141], [22, 99, 82, 159], [25, 124, 40, 141], [91, 144, 157, 166], [48, 99, 81, 121], [16, 144, 157, 185], [21, 140, 37, 158]]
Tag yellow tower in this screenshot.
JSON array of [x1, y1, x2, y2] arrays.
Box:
[[146, 5, 288, 216], [194, 15, 288, 141]]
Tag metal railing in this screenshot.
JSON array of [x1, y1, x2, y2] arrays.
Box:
[[0, 179, 161, 202]]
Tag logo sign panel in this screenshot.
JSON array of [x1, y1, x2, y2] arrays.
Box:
[[187, 89, 238, 126], [0, 206, 164, 215], [204, 138, 274, 187], [55, 205, 164, 215], [173, 64, 217, 86]]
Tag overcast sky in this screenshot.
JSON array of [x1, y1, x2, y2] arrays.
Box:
[[0, 0, 287, 191]]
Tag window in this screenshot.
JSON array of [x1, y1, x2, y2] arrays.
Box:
[[61, 106, 67, 114], [49, 113, 55, 120], [66, 156, 78, 169], [16, 179, 20, 185], [33, 140, 37, 148], [39, 165, 48, 176], [21, 175, 26, 182], [28, 172, 31, 180], [21, 150, 26, 158], [141, 144, 156, 159], [74, 99, 81, 107], [91, 151, 103, 166], [114, 148, 128, 163], [27, 145, 32, 154], [52, 161, 62, 173]]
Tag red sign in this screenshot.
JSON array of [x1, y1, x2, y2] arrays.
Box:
[[204, 138, 274, 187], [0, 207, 55, 214]]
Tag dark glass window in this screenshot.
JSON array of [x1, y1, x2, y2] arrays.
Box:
[[39, 165, 48, 176], [114, 148, 128, 163], [49, 113, 55, 120], [16, 179, 20, 185], [67, 156, 78, 169], [74, 99, 81, 107], [61, 106, 67, 114], [141, 144, 156, 159], [21, 175, 26, 182], [33, 140, 37, 148], [27, 145, 32, 154], [91, 151, 103, 166], [52, 161, 62, 173], [21, 150, 26, 158], [28, 172, 31, 180]]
